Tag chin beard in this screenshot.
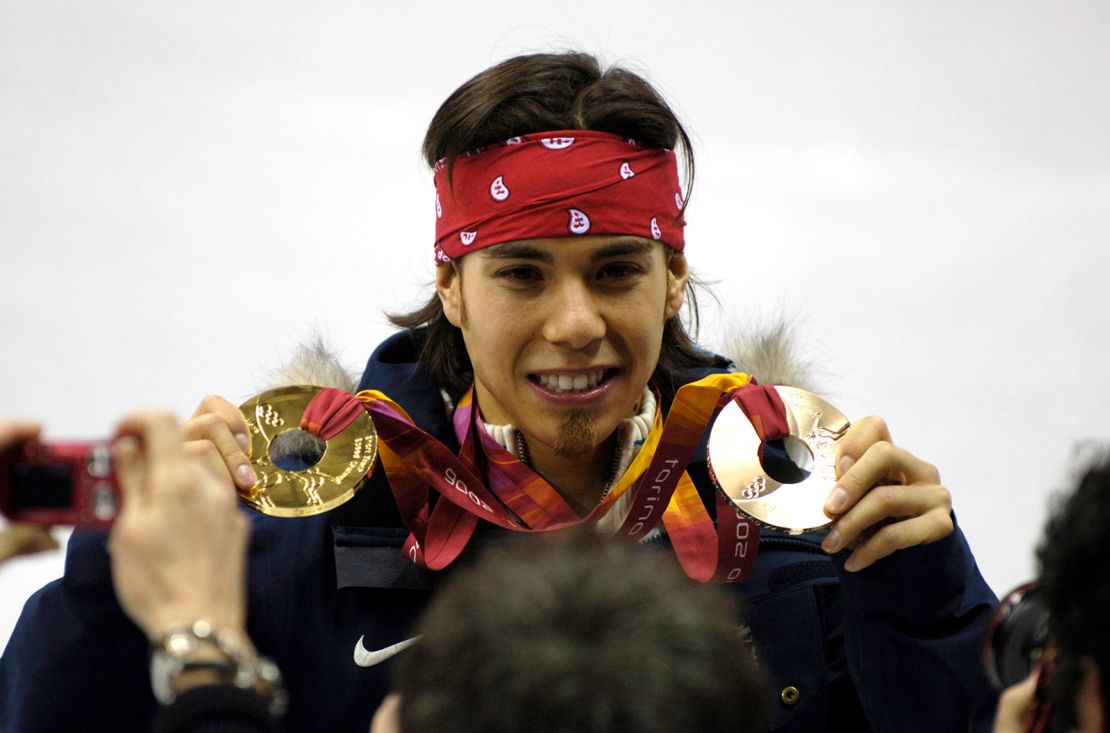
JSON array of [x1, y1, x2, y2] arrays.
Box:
[[554, 411, 601, 459]]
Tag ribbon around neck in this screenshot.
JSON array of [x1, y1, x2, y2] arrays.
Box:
[[299, 374, 791, 583]]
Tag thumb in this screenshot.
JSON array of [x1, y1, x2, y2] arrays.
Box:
[[0, 524, 58, 564], [112, 436, 146, 505], [993, 673, 1038, 733]]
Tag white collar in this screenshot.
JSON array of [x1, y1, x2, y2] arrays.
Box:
[[479, 387, 656, 491], [448, 387, 664, 539]]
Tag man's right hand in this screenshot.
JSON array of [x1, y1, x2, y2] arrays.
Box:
[[182, 395, 257, 491]]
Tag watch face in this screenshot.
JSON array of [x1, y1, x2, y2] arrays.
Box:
[[165, 630, 198, 657], [150, 624, 209, 705]]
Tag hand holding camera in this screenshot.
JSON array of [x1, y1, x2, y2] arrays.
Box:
[[0, 412, 250, 644], [987, 452, 1110, 733], [107, 411, 250, 641], [985, 582, 1054, 732], [0, 421, 60, 562]]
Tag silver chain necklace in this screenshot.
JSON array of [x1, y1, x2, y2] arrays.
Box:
[[514, 427, 623, 502]]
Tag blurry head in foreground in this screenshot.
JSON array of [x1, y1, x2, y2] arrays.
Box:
[[384, 530, 767, 733], [1038, 449, 1110, 732]]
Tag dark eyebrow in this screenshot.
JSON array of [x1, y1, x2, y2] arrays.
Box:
[[479, 237, 656, 263], [589, 238, 656, 262], [480, 242, 554, 263]]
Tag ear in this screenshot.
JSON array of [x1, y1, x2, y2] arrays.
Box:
[[436, 262, 464, 328], [664, 251, 689, 320]]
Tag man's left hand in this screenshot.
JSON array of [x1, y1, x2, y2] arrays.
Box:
[[820, 416, 953, 572]]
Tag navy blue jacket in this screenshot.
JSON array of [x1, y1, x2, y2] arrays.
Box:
[[0, 332, 999, 732]]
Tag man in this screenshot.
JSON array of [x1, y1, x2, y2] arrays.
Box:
[[1, 52, 998, 732], [994, 452, 1110, 733]]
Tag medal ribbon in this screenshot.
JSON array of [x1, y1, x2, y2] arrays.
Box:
[[299, 375, 790, 582]]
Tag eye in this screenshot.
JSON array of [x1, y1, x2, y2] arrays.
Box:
[[496, 265, 543, 283], [597, 262, 645, 281]]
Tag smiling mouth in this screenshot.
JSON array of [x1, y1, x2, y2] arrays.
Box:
[[529, 368, 618, 394]]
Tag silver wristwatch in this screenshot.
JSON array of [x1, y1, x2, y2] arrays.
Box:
[[149, 619, 287, 715]]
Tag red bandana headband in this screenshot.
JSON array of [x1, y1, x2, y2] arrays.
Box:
[[432, 130, 686, 264]]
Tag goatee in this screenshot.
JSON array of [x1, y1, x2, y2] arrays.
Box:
[[554, 411, 600, 458]]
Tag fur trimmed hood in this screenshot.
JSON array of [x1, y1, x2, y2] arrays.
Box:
[[264, 337, 359, 393], [716, 320, 817, 393]]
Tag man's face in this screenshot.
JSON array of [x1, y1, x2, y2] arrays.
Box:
[[436, 235, 688, 462]]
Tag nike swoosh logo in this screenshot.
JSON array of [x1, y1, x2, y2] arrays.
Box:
[[353, 635, 418, 668]]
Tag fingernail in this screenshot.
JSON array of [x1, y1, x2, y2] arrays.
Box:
[[236, 463, 257, 486], [235, 432, 250, 452], [822, 528, 841, 553], [825, 486, 848, 514], [114, 436, 138, 459], [838, 455, 855, 476], [843, 555, 861, 572]]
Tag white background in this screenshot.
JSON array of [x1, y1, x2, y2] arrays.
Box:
[[2, 1, 1108, 652]]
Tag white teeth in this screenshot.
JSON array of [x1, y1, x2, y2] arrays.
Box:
[[536, 369, 607, 393]]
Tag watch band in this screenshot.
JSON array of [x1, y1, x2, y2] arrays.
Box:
[[149, 619, 287, 716]]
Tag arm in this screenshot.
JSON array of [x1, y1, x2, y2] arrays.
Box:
[[109, 411, 250, 643], [821, 417, 999, 732], [109, 412, 284, 731], [836, 516, 999, 732], [0, 411, 281, 733]]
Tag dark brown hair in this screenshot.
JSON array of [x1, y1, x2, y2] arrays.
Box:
[[396, 531, 768, 733], [1038, 449, 1110, 729], [390, 52, 716, 399]]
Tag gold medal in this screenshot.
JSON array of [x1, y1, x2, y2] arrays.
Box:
[[708, 387, 849, 534], [238, 386, 377, 517]]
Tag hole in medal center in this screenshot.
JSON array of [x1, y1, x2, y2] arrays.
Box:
[[759, 435, 814, 484], [268, 429, 326, 471]]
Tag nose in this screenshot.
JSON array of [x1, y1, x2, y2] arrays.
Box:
[[541, 279, 606, 349]]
